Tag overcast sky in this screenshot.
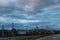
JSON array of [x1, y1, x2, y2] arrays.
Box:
[[0, 0, 60, 30]]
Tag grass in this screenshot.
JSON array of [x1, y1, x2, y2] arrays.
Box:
[[16, 34, 51, 40]]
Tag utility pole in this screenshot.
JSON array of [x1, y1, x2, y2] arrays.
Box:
[[2, 25, 4, 37], [36, 24, 38, 35], [12, 23, 14, 37], [46, 26, 49, 34], [46, 26, 48, 30], [36, 24, 38, 30]]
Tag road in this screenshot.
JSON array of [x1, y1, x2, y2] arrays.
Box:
[[0, 37, 24, 40], [36, 34, 60, 40], [0, 37, 16, 40], [0, 36, 27, 40]]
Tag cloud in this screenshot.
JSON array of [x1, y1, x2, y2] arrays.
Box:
[[43, 4, 60, 11], [23, 5, 34, 12], [0, 0, 10, 6], [0, 0, 60, 30], [0, 0, 56, 13], [0, 16, 41, 23]]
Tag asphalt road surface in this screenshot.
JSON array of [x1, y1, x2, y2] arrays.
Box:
[[36, 34, 60, 40], [0, 37, 16, 40], [0, 37, 22, 40], [0, 36, 29, 40]]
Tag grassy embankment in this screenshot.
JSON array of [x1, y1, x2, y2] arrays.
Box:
[[16, 34, 54, 40]]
